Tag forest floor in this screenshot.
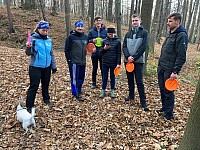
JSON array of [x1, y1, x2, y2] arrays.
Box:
[[0, 6, 200, 149]]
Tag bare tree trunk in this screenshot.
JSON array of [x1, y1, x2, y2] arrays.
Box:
[[150, 0, 160, 53], [188, 0, 200, 42], [51, 0, 58, 16], [141, 0, 154, 74], [195, 12, 200, 43], [177, 76, 200, 149], [156, 0, 164, 44], [107, 0, 113, 21], [81, 0, 85, 19], [182, 0, 189, 27], [162, 0, 171, 36], [64, 0, 70, 36], [129, 0, 135, 30], [39, 0, 46, 21], [116, 0, 122, 40], [186, 0, 194, 30], [138, 0, 142, 14], [6, 0, 15, 33]]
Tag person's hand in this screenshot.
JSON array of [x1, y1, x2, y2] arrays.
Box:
[[52, 68, 57, 74], [93, 38, 97, 44], [104, 44, 110, 50], [26, 42, 32, 47], [116, 64, 121, 68], [92, 47, 96, 53], [170, 72, 178, 80], [128, 56, 134, 62]]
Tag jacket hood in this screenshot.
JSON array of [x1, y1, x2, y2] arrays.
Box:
[[173, 25, 188, 35]]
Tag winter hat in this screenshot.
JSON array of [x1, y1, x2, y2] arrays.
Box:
[[107, 25, 116, 33], [74, 20, 84, 28], [37, 21, 50, 29]]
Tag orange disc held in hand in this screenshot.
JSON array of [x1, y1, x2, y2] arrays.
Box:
[[86, 43, 96, 54], [114, 67, 122, 76], [126, 62, 134, 72], [165, 79, 178, 91]]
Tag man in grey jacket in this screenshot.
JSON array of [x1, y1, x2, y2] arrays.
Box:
[[123, 14, 149, 111]]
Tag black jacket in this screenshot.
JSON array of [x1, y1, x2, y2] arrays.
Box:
[[65, 30, 88, 66], [101, 36, 121, 67], [158, 25, 188, 74]]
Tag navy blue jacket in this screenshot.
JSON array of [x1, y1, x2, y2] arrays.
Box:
[[88, 25, 107, 57], [158, 25, 188, 74], [65, 30, 88, 66]]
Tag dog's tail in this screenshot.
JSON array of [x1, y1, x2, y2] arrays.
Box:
[[31, 107, 35, 117]]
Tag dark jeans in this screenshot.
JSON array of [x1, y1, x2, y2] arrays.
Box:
[[91, 56, 102, 85], [68, 63, 86, 95], [102, 64, 115, 90], [125, 63, 146, 106], [157, 66, 174, 116], [26, 66, 51, 108]]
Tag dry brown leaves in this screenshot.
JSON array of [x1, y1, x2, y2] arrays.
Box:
[[0, 43, 199, 149]]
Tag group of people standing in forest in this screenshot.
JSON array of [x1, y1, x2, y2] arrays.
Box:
[[25, 12, 188, 120]]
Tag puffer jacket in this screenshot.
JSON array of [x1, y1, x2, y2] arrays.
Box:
[[123, 26, 148, 63], [158, 25, 188, 74], [101, 36, 121, 67], [25, 32, 57, 69], [65, 30, 88, 66], [88, 25, 107, 57]]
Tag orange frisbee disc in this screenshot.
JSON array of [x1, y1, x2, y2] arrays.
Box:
[[126, 62, 134, 72], [114, 67, 122, 76], [165, 79, 178, 91], [86, 43, 96, 54]]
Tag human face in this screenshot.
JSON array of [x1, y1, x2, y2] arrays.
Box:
[[132, 17, 141, 27], [95, 19, 102, 28], [38, 28, 48, 35], [107, 33, 114, 38], [167, 17, 180, 32], [75, 26, 84, 33]]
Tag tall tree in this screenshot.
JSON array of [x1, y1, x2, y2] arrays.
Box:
[[51, 0, 58, 16], [39, 0, 46, 21], [186, 0, 194, 30], [129, 0, 135, 30], [177, 76, 200, 149], [107, 0, 113, 21], [116, 0, 122, 40], [6, 0, 15, 33], [64, 0, 70, 36], [88, 0, 94, 29], [188, 0, 200, 42], [141, 0, 154, 74], [182, 0, 189, 27], [81, 0, 85, 19]]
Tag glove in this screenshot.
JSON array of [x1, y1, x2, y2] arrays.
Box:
[[52, 68, 57, 74]]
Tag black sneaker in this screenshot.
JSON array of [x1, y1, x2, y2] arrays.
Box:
[[75, 95, 84, 102], [124, 96, 134, 102], [44, 100, 51, 106], [156, 108, 165, 114], [163, 113, 174, 120]]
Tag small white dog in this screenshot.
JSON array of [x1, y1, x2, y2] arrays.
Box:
[[16, 103, 36, 133]]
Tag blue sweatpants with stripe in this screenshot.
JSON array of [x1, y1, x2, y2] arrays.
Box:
[[68, 63, 86, 96]]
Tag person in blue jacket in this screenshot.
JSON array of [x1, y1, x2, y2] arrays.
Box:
[[25, 21, 57, 113], [157, 13, 188, 120], [88, 16, 107, 89], [65, 20, 89, 102], [99, 25, 121, 98]]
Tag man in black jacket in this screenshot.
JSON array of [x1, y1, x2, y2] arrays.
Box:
[[65, 20, 88, 102], [157, 13, 188, 120], [123, 14, 149, 111]]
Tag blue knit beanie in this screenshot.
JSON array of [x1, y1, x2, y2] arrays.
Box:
[[38, 21, 50, 29], [74, 20, 84, 28]]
